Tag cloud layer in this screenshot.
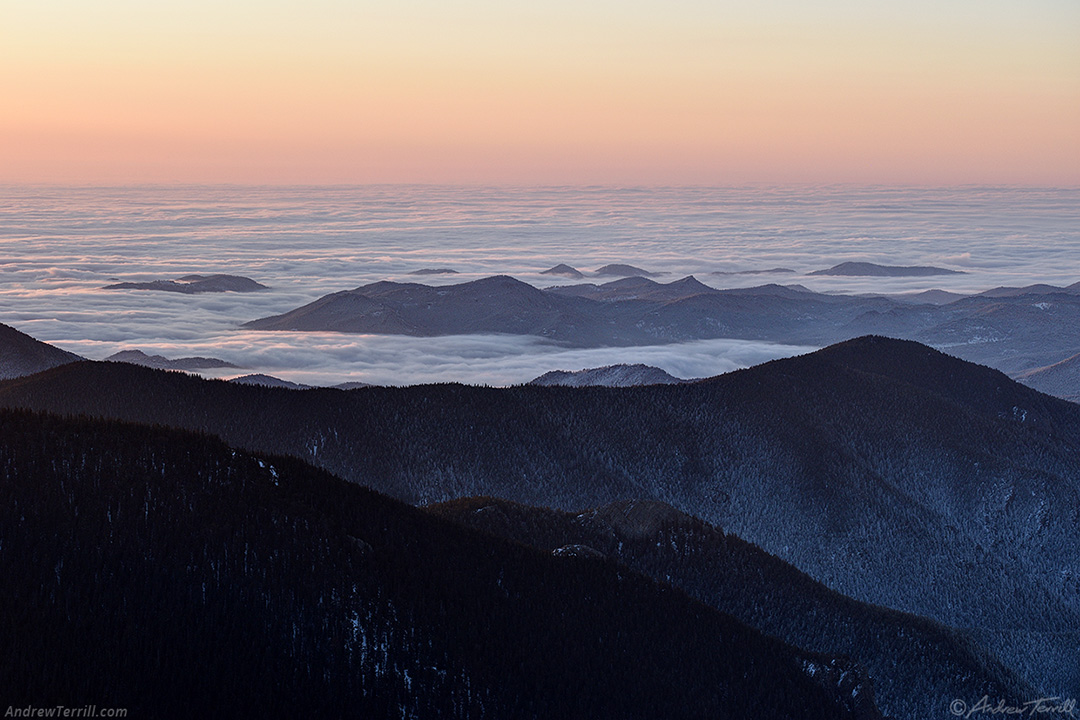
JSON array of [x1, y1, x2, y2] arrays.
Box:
[[1, 185, 1078, 385]]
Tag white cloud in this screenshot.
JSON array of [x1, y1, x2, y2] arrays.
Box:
[[1, 185, 1077, 385]]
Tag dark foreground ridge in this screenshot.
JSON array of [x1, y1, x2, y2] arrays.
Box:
[[0, 408, 881, 719], [429, 497, 1033, 720]]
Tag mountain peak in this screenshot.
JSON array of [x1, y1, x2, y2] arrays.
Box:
[[593, 263, 660, 278], [467, 274, 537, 289], [803, 335, 981, 379], [668, 275, 713, 290], [540, 263, 585, 278], [758, 335, 1075, 427], [529, 363, 690, 387]]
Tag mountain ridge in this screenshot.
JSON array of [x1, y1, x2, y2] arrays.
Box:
[[0, 323, 83, 380], [105, 349, 239, 371], [104, 274, 268, 293], [529, 363, 691, 387], [428, 495, 1035, 720], [239, 275, 1080, 399], [1, 336, 1077, 695], [809, 262, 965, 277], [0, 406, 883, 719]]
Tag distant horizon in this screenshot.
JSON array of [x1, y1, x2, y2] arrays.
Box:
[[4, 181, 1080, 190]]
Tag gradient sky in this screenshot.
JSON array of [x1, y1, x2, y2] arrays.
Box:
[[2, 0, 1078, 185]]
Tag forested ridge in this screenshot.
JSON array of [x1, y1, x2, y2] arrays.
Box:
[[1, 336, 1078, 697], [429, 497, 1035, 720], [0, 408, 882, 719]]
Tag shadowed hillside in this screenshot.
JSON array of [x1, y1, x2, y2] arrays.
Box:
[[0, 323, 82, 379], [0, 409, 880, 719], [429, 496, 1034, 720]]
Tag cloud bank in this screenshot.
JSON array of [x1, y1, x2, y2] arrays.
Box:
[[1, 185, 1078, 385]]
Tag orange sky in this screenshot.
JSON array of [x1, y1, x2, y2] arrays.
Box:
[[2, 1, 1078, 185]]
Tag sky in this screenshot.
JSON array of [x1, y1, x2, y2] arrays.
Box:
[[1, 0, 1078, 185]]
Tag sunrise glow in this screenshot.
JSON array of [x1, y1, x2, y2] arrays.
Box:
[[2, 0, 1077, 185]]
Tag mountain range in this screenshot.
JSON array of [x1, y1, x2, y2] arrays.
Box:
[[105, 349, 239, 371], [1, 334, 1077, 700], [240, 275, 1080, 398], [240, 274, 897, 347]]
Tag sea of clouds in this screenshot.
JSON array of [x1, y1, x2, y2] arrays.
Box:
[[1, 184, 1077, 385]]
